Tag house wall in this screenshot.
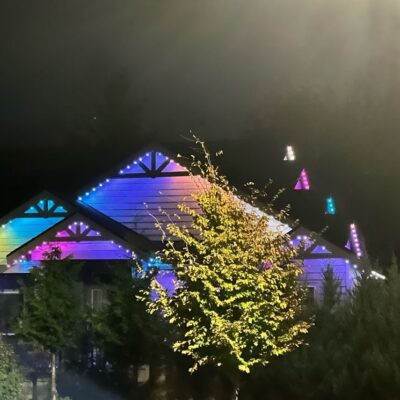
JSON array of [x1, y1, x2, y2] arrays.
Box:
[[153, 258, 357, 302], [301, 258, 357, 298], [83, 176, 202, 241], [0, 217, 64, 266]]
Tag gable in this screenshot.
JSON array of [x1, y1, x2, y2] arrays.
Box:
[[0, 193, 70, 267], [290, 227, 359, 274], [5, 213, 136, 272], [79, 149, 291, 241]]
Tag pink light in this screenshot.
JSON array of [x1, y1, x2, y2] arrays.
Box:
[[7, 218, 138, 266], [349, 223, 362, 258], [294, 168, 311, 191]]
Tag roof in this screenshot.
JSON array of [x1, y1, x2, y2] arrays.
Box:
[[0, 191, 72, 266], [0, 144, 364, 275], [78, 149, 292, 241]]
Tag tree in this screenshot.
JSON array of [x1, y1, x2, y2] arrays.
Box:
[[253, 259, 400, 400], [91, 265, 166, 388], [16, 249, 82, 400], [333, 259, 400, 400], [0, 336, 23, 400], [148, 138, 312, 399], [250, 266, 345, 400]]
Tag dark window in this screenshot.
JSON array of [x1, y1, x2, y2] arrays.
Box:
[[90, 289, 104, 311], [306, 287, 315, 304], [0, 293, 21, 333]]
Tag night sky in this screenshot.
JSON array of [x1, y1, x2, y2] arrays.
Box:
[[0, 1, 399, 264]]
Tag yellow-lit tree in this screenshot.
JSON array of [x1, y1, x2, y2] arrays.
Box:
[[148, 138, 312, 399]]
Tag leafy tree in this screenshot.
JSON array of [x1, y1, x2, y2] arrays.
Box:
[[91, 265, 166, 386], [16, 249, 82, 400], [148, 138, 312, 399], [0, 336, 23, 400]]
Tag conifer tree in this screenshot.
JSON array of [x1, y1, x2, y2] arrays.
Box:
[[91, 265, 166, 384], [250, 265, 344, 400], [148, 138, 311, 399], [16, 248, 81, 400]]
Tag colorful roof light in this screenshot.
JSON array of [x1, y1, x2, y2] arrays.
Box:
[[346, 223, 363, 258], [294, 168, 310, 191], [6, 219, 136, 268], [77, 151, 187, 202], [284, 145, 296, 161], [325, 197, 336, 215]]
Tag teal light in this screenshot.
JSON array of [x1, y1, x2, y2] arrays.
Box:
[[326, 197, 336, 215]]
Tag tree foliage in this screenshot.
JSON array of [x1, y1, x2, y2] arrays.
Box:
[[148, 138, 311, 387], [16, 251, 83, 400], [16, 259, 81, 354], [0, 336, 23, 400], [251, 258, 400, 400], [91, 265, 166, 371]]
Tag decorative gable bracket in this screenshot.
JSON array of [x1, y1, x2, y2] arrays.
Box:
[[115, 151, 189, 178]]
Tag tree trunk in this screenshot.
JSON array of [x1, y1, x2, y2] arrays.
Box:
[[51, 352, 57, 400], [231, 373, 242, 400], [232, 384, 240, 400]]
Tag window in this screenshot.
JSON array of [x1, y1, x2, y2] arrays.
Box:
[[90, 288, 104, 311], [0, 292, 21, 334], [306, 287, 315, 304]]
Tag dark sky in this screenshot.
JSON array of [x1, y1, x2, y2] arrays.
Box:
[[0, 1, 399, 263]]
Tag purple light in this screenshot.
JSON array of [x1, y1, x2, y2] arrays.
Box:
[[8, 220, 136, 265], [294, 168, 311, 191], [349, 223, 362, 258]]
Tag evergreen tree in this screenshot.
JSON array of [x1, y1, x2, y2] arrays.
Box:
[[254, 260, 400, 400], [91, 265, 166, 386], [320, 266, 342, 314], [148, 138, 312, 399], [250, 266, 344, 400], [0, 336, 23, 400], [16, 249, 82, 400]]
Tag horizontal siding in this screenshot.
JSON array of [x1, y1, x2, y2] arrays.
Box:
[[83, 176, 206, 241], [0, 217, 64, 266], [27, 241, 133, 261], [302, 258, 352, 294]]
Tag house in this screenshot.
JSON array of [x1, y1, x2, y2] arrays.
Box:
[[0, 147, 367, 334]]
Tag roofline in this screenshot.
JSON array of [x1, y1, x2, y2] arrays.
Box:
[[74, 201, 157, 252], [0, 190, 75, 227], [291, 225, 360, 263], [73, 143, 356, 257], [75, 144, 183, 201], [6, 212, 140, 264]]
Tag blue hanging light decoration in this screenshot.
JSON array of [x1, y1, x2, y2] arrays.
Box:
[[325, 196, 336, 215]]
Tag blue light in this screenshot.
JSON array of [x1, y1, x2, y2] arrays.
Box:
[[326, 197, 336, 215]]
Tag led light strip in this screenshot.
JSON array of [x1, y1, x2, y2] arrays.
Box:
[[77, 152, 182, 201], [7, 220, 136, 268], [349, 223, 362, 258]]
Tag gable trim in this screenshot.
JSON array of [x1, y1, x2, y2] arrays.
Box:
[[0, 191, 72, 228], [6, 213, 138, 266]]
